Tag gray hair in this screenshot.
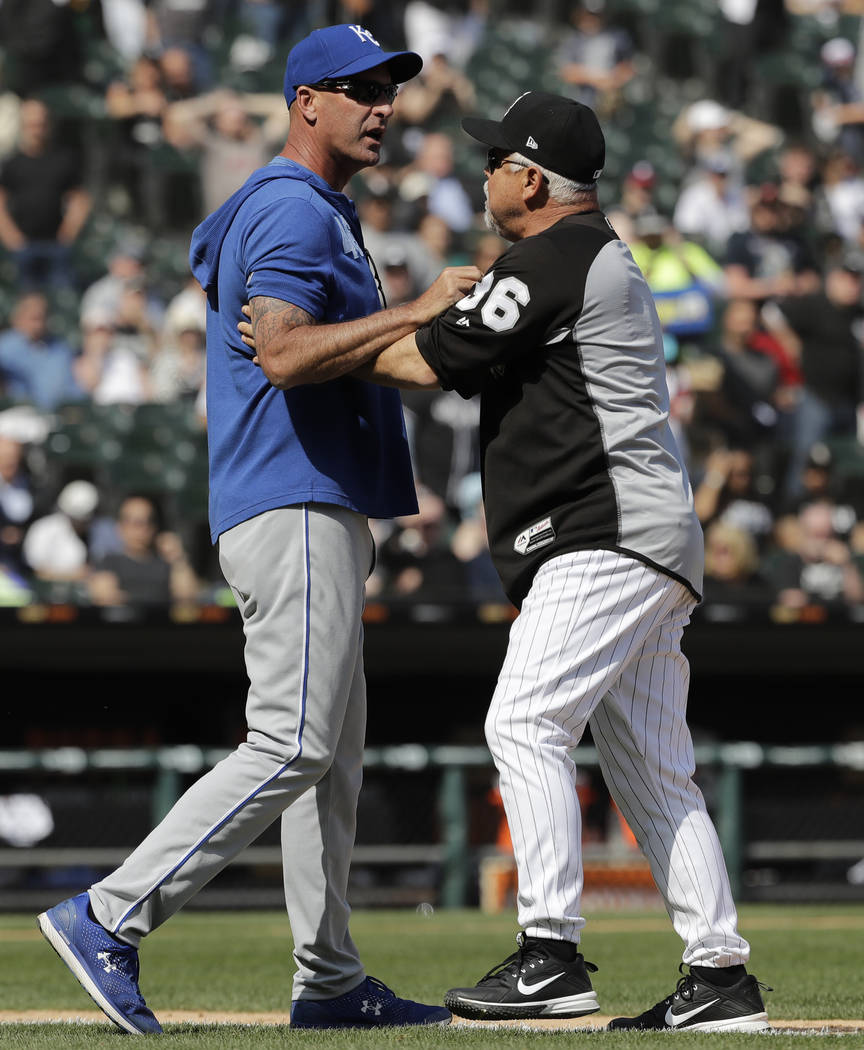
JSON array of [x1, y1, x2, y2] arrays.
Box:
[[508, 151, 597, 204]]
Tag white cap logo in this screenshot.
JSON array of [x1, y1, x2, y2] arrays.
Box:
[[526, 135, 539, 149]]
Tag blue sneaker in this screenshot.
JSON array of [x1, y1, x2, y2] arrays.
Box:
[[291, 976, 452, 1029], [37, 893, 162, 1035]]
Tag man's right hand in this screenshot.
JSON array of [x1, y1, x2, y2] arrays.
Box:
[[410, 266, 483, 326]]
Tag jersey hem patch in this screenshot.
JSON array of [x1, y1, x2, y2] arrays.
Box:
[[514, 516, 556, 556]]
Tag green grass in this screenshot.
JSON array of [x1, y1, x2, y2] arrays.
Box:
[[1, 905, 862, 1048]]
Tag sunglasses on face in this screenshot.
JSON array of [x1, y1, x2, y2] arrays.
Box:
[[308, 78, 399, 105], [486, 148, 516, 173], [486, 148, 550, 182]]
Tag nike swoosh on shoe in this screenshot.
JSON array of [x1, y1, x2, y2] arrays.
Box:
[[665, 998, 721, 1027], [516, 973, 566, 996]]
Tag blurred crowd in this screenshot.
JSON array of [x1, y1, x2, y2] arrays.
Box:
[[2, 0, 864, 613]]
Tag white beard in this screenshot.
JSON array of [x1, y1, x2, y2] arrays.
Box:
[[483, 181, 506, 238]]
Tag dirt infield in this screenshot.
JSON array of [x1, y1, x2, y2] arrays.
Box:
[[2, 1011, 862, 1033]]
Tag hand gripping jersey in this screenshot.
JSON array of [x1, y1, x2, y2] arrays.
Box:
[[416, 211, 703, 608]]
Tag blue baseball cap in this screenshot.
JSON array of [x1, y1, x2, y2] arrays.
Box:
[[284, 24, 423, 107]]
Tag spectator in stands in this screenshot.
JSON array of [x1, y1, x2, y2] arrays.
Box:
[[162, 275, 207, 346], [402, 0, 484, 69], [471, 230, 507, 275], [714, 0, 790, 114], [159, 45, 206, 102], [358, 182, 444, 292], [554, 0, 635, 116], [163, 89, 291, 218], [145, 0, 220, 89], [0, 432, 34, 576], [377, 245, 421, 307], [22, 479, 99, 585], [700, 297, 797, 454], [765, 497, 864, 608], [395, 49, 476, 132], [607, 161, 658, 242], [0, 292, 84, 412], [449, 472, 506, 602], [79, 236, 163, 332], [693, 447, 776, 554], [416, 212, 458, 272], [398, 130, 475, 234], [673, 151, 750, 260], [150, 314, 206, 404], [815, 147, 864, 246], [762, 253, 864, 503], [0, 99, 91, 291], [0, 0, 83, 98], [100, 0, 150, 65], [724, 182, 820, 304], [401, 385, 480, 517], [88, 494, 199, 606], [330, 0, 408, 54], [376, 484, 465, 598], [104, 56, 171, 222], [672, 98, 781, 179], [77, 286, 158, 406], [702, 520, 774, 604], [811, 36, 864, 165], [628, 211, 724, 349]]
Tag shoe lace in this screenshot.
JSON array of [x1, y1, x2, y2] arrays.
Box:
[[363, 976, 395, 999], [100, 943, 149, 1010], [666, 964, 774, 1007], [477, 932, 597, 987]]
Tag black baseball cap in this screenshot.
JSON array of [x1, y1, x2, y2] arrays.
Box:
[[462, 91, 605, 184]]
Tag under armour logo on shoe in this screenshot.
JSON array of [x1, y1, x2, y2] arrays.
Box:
[[361, 999, 383, 1015], [526, 136, 539, 149], [97, 951, 118, 974]]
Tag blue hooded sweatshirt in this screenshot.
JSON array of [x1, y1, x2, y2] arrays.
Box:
[[189, 157, 417, 542]]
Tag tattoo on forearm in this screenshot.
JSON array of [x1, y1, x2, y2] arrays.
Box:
[[250, 297, 315, 347]]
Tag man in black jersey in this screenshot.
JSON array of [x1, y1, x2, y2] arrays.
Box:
[[244, 90, 771, 1032]]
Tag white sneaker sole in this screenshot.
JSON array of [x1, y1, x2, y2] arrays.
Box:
[[683, 1013, 770, 1033], [37, 911, 145, 1036], [448, 989, 599, 1020]]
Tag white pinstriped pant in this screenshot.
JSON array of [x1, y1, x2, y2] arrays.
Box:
[[486, 549, 749, 967]]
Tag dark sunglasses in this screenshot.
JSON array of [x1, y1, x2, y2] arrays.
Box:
[[486, 148, 514, 173], [309, 78, 399, 105], [486, 148, 549, 182]]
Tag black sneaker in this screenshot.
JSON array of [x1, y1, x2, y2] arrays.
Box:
[[608, 965, 771, 1032], [444, 932, 599, 1020]]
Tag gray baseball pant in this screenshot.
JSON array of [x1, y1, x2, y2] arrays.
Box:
[[89, 503, 373, 1000]]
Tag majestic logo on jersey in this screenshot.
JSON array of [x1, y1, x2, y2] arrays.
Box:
[[348, 24, 379, 46], [334, 214, 364, 260], [456, 316, 470, 327], [526, 135, 539, 149], [514, 516, 556, 556]]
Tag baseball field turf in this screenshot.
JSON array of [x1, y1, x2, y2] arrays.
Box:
[[1, 904, 861, 1048]]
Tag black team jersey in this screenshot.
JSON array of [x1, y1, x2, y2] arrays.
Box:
[[415, 211, 703, 608]]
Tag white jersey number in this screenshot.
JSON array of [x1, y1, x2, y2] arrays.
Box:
[[456, 274, 530, 332]]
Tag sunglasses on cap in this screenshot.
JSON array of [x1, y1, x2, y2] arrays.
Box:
[[307, 78, 399, 105]]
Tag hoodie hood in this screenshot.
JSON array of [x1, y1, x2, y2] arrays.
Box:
[[189, 159, 360, 302]]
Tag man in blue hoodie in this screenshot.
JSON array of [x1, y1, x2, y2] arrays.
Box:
[[36, 24, 481, 1034]]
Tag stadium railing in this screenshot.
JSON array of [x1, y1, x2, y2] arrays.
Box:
[[1, 741, 863, 910]]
